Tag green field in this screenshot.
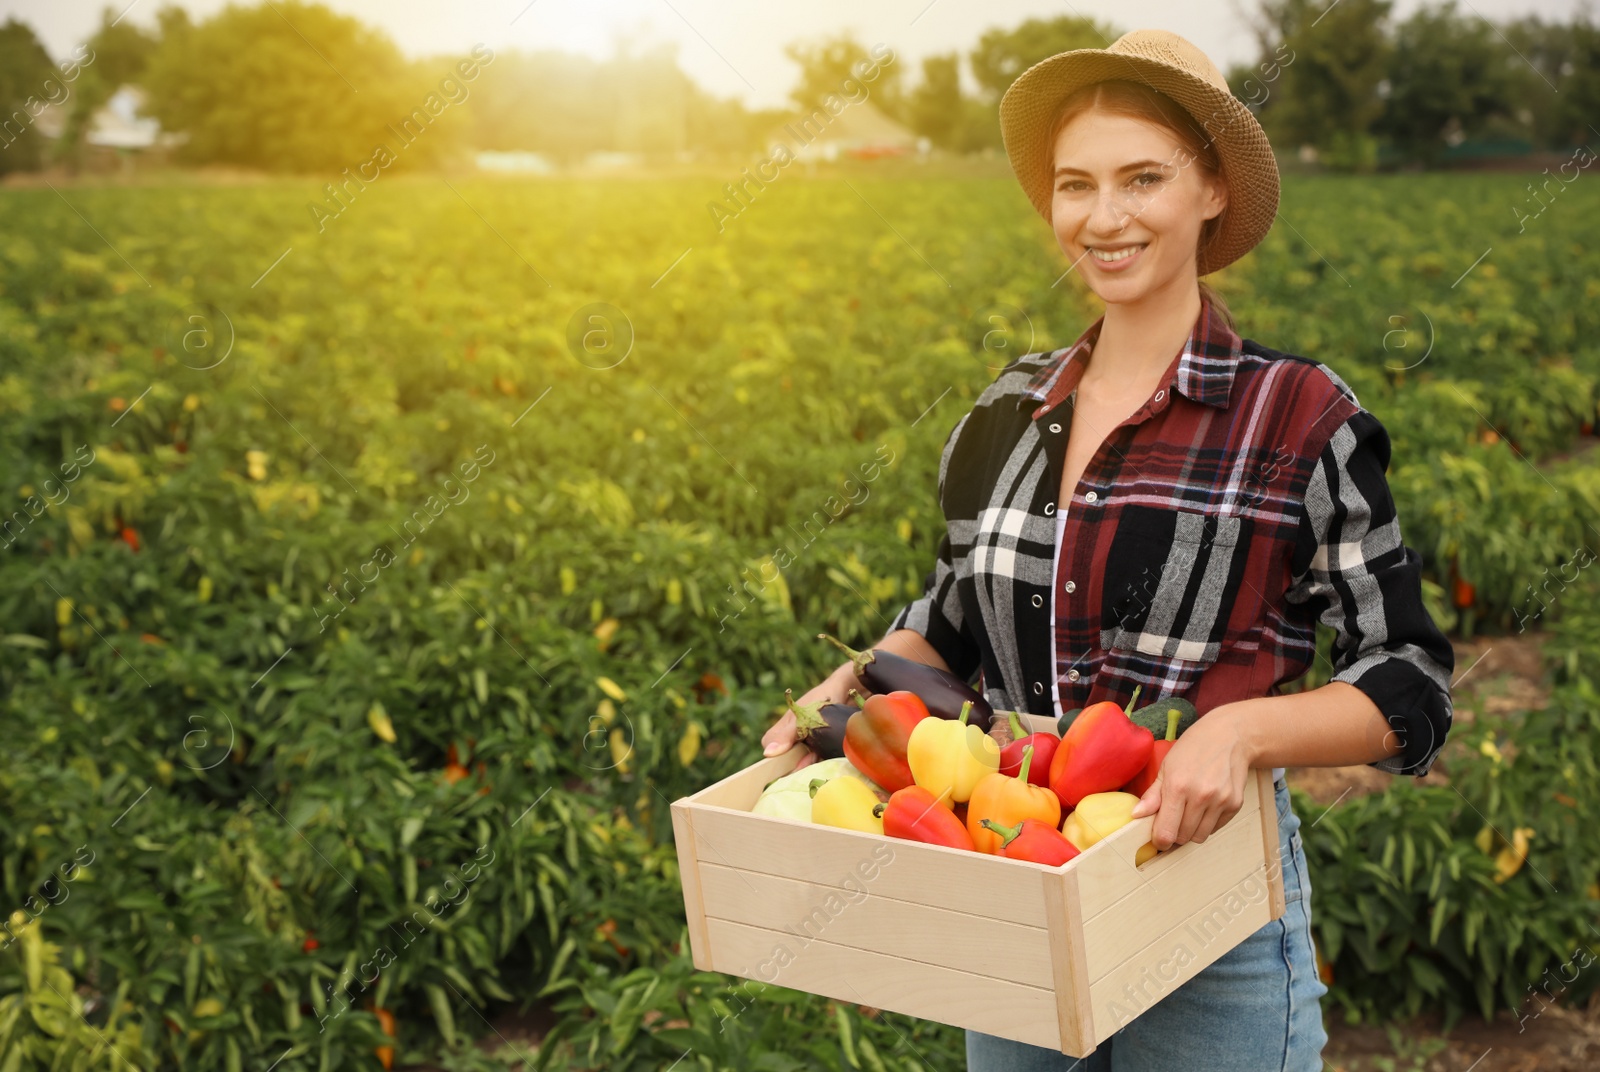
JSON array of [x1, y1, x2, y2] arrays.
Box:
[[2, 168, 1599, 1069]]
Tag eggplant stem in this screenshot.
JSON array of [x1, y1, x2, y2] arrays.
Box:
[[786, 689, 826, 735], [818, 633, 875, 677]]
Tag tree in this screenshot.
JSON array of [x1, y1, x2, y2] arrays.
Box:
[[1376, 0, 1518, 165], [783, 34, 905, 123], [906, 53, 999, 153], [1536, 14, 1600, 148], [140, 0, 464, 172], [1243, 0, 1393, 170], [967, 16, 1121, 105], [0, 18, 58, 174], [908, 53, 961, 149]]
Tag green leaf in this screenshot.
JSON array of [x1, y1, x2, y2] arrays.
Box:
[[426, 983, 455, 1046], [835, 1003, 860, 1069], [184, 943, 201, 1009], [1410, 957, 1446, 996]]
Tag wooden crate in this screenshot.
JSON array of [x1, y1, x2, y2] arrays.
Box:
[[670, 712, 1285, 1056]]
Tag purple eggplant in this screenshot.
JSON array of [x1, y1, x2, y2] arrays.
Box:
[[785, 688, 857, 760], [818, 633, 994, 733]]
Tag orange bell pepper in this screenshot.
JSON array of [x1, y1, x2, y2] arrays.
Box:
[[965, 744, 1062, 854]]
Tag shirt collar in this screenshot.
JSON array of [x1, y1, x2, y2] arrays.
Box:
[[1016, 295, 1243, 418]]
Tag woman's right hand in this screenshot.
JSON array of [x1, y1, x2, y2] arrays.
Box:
[[761, 663, 864, 770]]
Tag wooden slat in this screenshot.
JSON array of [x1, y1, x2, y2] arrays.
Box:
[[1087, 865, 1274, 1045], [684, 747, 803, 811], [670, 802, 714, 971], [1080, 811, 1264, 983], [706, 917, 1065, 1051], [1015, 712, 1058, 735], [1042, 865, 1096, 1057], [698, 864, 1054, 988], [1071, 767, 1265, 921], [1258, 766, 1287, 922], [688, 804, 1052, 926]]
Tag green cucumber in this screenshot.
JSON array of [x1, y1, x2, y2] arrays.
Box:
[[1055, 708, 1083, 736]]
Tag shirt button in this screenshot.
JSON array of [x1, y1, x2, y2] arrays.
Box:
[[1043, 502, 1056, 515], [1067, 669, 1080, 683], [1048, 422, 1062, 433], [1085, 490, 1098, 503], [1154, 389, 1165, 402], [1033, 681, 1044, 696], [1031, 593, 1043, 607], [1065, 580, 1076, 594]]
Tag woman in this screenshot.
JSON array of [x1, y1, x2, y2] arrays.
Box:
[[762, 29, 1455, 1072]]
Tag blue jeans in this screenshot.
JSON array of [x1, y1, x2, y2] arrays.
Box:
[[967, 775, 1329, 1071]]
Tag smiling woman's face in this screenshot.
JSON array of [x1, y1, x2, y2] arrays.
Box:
[[1049, 109, 1226, 304]]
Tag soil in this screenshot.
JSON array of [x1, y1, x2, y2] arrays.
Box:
[[1291, 629, 1600, 1069], [1322, 990, 1600, 1071]]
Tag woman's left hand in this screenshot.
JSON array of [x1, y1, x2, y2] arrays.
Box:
[[1129, 702, 1255, 851]]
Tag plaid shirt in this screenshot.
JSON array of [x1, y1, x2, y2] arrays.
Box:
[[887, 296, 1455, 776]]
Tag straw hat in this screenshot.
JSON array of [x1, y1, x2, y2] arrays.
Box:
[[997, 28, 1279, 275]]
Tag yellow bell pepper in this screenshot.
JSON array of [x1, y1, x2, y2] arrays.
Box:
[[906, 700, 1000, 806], [1061, 791, 1158, 866], [810, 774, 885, 835]]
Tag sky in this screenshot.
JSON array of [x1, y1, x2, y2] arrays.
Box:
[[9, 0, 1594, 110]]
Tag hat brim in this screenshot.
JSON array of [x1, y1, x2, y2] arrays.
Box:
[[998, 49, 1280, 275]]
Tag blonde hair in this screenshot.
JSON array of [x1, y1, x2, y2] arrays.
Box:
[[1044, 78, 1235, 332]]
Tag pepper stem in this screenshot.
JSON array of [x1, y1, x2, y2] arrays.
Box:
[[1008, 710, 1026, 741], [1017, 743, 1035, 785], [845, 689, 865, 708], [1123, 684, 1144, 717], [872, 802, 887, 818], [957, 699, 973, 726], [1164, 708, 1181, 742], [818, 633, 876, 678], [979, 817, 1024, 848], [808, 778, 827, 798]]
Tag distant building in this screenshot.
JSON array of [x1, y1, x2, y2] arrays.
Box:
[[80, 85, 184, 171], [475, 150, 556, 174], [764, 101, 921, 163], [87, 86, 164, 150]]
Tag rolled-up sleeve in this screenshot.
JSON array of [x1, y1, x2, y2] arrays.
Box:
[[1285, 408, 1455, 776], [884, 413, 983, 684]]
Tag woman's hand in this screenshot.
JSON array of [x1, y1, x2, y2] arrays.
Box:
[[1129, 702, 1255, 851], [760, 663, 864, 770]]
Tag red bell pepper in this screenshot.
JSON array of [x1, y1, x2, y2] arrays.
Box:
[[875, 785, 977, 851], [1124, 707, 1181, 797], [1048, 687, 1154, 808], [842, 690, 930, 792], [979, 817, 1081, 866], [998, 711, 1057, 788]]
